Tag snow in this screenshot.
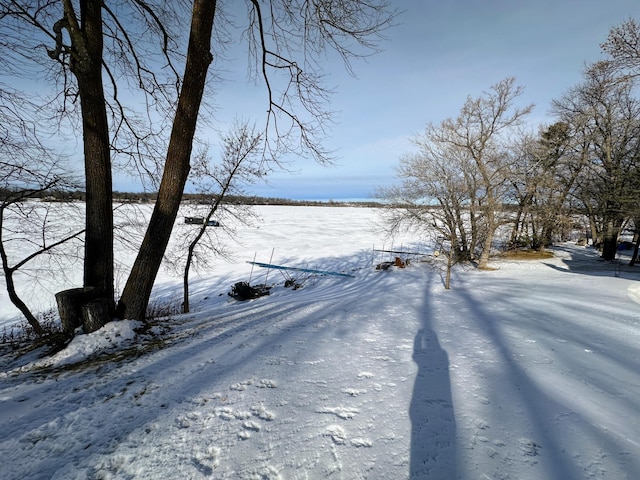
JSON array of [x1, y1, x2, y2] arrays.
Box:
[[1, 206, 640, 479]]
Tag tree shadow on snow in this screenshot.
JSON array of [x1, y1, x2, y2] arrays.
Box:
[[446, 269, 640, 479], [543, 244, 640, 280], [0, 246, 458, 478]]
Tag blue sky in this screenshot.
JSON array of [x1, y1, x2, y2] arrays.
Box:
[[113, 1, 640, 200]]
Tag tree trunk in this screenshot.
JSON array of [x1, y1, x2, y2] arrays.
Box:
[[601, 215, 621, 261], [56, 287, 97, 334], [5, 270, 44, 335], [68, 0, 114, 303], [477, 207, 495, 269], [117, 0, 218, 321], [0, 219, 45, 335], [509, 206, 524, 247], [445, 231, 454, 289], [183, 243, 195, 314], [82, 297, 113, 333], [478, 232, 493, 269], [630, 230, 640, 266]]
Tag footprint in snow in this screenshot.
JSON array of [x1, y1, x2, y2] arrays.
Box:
[[518, 438, 542, 457], [341, 387, 367, 397], [317, 406, 359, 419], [257, 379, 277, 388], [238, 422, 261, 439], [323, 426, 372, 448], [243, 420, 261, 432], [350, 438, 373, 448], [251, 404, 275, 421], [176, 412, 202, 429], [191, 446, 220, 475], [216, 407, 251, 420], [230, 379, 253, 391], [324, 425, 347, 445]]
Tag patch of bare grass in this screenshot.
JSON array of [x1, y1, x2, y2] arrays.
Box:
[[499, 249, 555, 260]]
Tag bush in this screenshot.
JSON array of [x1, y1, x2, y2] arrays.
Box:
[[0, 308, 65, 353]]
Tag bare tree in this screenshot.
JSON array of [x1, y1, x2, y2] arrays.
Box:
[[375, 147, 471, 289], [508, 123, 588, 249], [379, 78, 533, 270], [114, 0, 218, 320], [449, 78, 534, 267], [600, 17, 640, 263], [601, 18, 640, 75], [180, 123, 265, 313], [552, 62, 640, 260]]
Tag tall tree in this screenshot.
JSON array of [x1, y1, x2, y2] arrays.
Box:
[[3, 0, 115, 302], [601, 17, 640, 263], [455, 78, 533, 267], [508, 123, 587, 249], [116, 0, 218, 320], [62, 0, 114, 303]]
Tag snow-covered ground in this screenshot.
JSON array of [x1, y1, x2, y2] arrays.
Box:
[[1, 206, 639, 479]]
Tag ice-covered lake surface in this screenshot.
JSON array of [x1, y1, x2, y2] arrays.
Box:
[[1, 205, 640, 479], [0, 204, 417, 327]]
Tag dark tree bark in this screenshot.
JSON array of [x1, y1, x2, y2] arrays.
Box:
[[117, 0, 217, 321], [630, 229, 640, 266], [56, 0, 114, 303], [602, 220, 620, 261], [82, 297, 113, 333], [56, 287, 98, 334], [3, 267, 45, 335], [78, 1, 114, 302]]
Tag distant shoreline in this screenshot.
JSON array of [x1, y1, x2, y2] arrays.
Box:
[[32, 190, 381, 207]]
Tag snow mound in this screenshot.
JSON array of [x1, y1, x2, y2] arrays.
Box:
[[53, 320, 141, 366], [7, 320, 143, 375]]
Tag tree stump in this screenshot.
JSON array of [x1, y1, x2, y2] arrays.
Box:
[[82, 297, 113, 333], [55, 287, 97, 334]]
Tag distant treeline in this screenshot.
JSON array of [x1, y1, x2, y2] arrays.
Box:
[[2, 188, 380, 207]]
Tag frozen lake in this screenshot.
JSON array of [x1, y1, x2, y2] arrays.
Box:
[[0, 204, 420, 328]]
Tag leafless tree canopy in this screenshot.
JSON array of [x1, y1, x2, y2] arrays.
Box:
[[377, 78, 533, 270], [1, 0, 396, 183]]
